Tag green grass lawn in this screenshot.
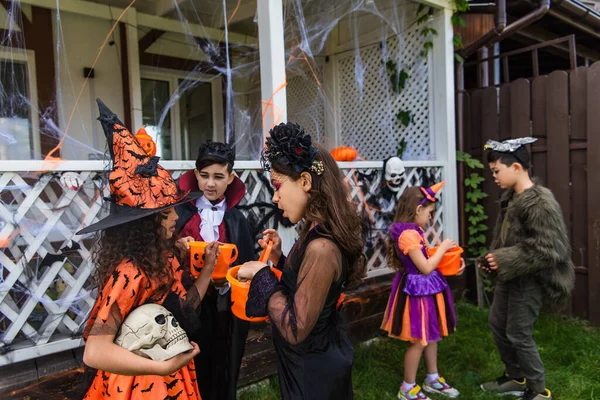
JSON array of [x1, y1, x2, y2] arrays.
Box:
[[239, 302, 600, 399]]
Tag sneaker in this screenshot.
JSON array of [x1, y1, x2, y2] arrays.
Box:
[[480, 374, 526, 396], [522, 388, 552, 400], [421, 376, 460, 398], [397, 384, 431, 400]]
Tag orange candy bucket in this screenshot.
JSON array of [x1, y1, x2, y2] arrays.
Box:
[[189, 242, 238, 280], [427, 246, 464, 276], [226, 242, 282, 322]]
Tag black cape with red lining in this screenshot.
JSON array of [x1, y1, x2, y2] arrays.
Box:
[[175, 170, 255, 400]]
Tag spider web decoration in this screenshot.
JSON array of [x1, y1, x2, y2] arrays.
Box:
[[0, 0, 452, 367]]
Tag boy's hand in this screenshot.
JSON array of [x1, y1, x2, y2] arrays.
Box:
[[258, 229, 282, 264], [176, 236, 195, 252], [457, 258, 467, 276], [485, 253, 498, 270], [478, 253, 498, 272]]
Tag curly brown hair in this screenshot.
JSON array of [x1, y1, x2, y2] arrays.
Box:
[[91, 212, 183, 294], [387, 186, 433, 272], [270, 142, 367, 288]]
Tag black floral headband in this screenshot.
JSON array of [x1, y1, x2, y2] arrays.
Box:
[[261, 122, 323, 175]]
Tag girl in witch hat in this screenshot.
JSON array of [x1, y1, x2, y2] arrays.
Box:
[[79, 99, 219, 399], [382, 182, 466, 400]]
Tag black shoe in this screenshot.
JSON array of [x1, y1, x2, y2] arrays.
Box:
[[522, 388, 552, 400], [480, 374, 526, 396]]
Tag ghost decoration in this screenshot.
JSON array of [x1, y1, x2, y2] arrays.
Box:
[[115, 304, 193, 361], [384, 156, 406, 193]]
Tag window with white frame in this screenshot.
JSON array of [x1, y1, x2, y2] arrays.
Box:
[[0, 48, 40, 160], [140, 70, 224, 160]]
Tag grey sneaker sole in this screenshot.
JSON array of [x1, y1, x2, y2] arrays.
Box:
[[423, 384, 459, 398], [479, 384, 524, 397], [397, 391, 431, 400]]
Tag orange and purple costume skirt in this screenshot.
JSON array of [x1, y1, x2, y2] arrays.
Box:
[[381, 271, 456, 345]]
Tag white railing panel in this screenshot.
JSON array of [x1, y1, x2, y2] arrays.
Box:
[[0, 162, 444, 365]]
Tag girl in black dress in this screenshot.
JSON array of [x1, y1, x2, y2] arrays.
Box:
[[238, 122, 366, 399]]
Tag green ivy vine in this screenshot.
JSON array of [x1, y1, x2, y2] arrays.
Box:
[[415, 0, 470, 62], [457, 151, 488, 258], [456, 151, 493, 298]]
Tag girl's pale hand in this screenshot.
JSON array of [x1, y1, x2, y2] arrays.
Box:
[[258, 228, 282, 264], [203, 241, 221, 272], [176, 236, 195, 252], [237, 261, 268, 282], [158, 341, 200, 376], [439, 238, 457, 252], [457, 258, 467, 276]]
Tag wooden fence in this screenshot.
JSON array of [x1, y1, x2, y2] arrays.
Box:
[[461, 62, 600, 324]]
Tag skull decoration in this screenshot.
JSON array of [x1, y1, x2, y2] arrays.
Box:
[[384, 157, 406, 193], [115, 304, 193, 361]]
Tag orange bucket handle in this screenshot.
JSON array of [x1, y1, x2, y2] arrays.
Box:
[[230, 246, 238, 264], [259, 241, 273, 264]]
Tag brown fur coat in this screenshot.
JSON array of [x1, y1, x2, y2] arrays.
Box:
[[490, 182, 575, 304]]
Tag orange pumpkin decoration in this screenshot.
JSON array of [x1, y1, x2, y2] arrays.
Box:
[[330, 146, 358, 161], [134, 126, 157, 157]]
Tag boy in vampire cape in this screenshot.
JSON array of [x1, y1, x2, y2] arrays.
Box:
[[175, 141, 254, 400]]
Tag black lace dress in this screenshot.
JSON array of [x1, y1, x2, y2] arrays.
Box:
[[246, 225, 354, 399]]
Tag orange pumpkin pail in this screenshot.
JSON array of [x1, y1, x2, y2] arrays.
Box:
[[189, 242, 238, 280], [134, 127, 157, 157], [227, 242, 282, 322], [426, 246, 464, 276]]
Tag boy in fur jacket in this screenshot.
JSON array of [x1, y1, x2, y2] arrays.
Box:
[[478, 137, 574, 400]]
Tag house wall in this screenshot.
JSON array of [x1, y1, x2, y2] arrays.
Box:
[[52, 11, 125, 160], [145, 31, 210, 62]]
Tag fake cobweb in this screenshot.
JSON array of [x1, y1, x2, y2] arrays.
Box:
[[0, 0, 442, 361]]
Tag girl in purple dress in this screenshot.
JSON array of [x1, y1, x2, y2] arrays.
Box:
[[381, 184, 466, 400]]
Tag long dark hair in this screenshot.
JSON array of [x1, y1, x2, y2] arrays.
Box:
[[271, 142, 367, 288], [387, 186, 433, 272], [91, 212, 182, 295]]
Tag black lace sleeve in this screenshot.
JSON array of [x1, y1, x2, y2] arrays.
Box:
[[273, 254, 287, 271], [268, 238, 342, 345], [246, 267, 279, 317]]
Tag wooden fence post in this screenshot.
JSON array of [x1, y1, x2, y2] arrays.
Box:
[[587, 62, 600, 326]]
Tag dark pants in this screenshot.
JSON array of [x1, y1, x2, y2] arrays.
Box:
[[193, 286, 250, 400], [489, 277, 545, 393]]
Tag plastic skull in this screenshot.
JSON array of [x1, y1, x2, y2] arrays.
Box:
[[384, 157, 406, 192], [115, 304, 193, 361]]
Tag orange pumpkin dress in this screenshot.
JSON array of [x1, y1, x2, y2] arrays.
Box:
[[83, 254, 202, 400]]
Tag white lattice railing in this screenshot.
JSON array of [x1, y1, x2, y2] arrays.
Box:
[[0, 160, 444, 365], [337, 23, 432, 160]]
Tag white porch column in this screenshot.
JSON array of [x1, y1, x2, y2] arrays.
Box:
[[124, 8, 143, 129], [257, 0, 295, 254], [431, 7, 459, 241], [257, 0, 287, 136]]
